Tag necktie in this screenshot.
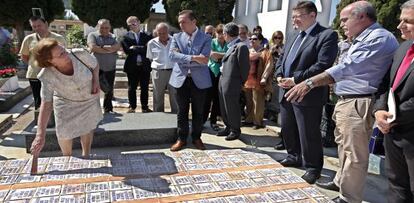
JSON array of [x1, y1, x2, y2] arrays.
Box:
[[392, 44, 414, 90], [134, 32, 142, 65], [284, 31, 306, 76], [187, 34, 192, 75]]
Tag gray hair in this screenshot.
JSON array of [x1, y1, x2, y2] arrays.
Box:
[[97, 19, 110, 26], [350, 1, 376, 22], [155, 22, 169, 32], [238, 24, 249, 32], [224, 22, 239, 37], [401, 0, 414, 9]]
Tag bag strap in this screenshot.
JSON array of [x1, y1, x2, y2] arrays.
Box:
[[70, 49, 94, 73]]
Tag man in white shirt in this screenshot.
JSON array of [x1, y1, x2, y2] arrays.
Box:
[[146, 23, 177, 113]]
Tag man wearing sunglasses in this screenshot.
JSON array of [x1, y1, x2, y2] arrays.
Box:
[[121, 16, 153, 113]]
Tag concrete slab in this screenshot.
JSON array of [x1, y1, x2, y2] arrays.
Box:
[[22, 112, 178, 152], [4, 95, 33, 119], [0, 81, 31, 112], [0, 114, 12, 136]]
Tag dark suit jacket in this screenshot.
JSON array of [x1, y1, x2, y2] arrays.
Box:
[[275, 23, 338, 106], [220, 42, 250, 95], [121, 31, 152, 73], [374, 40, 414, 145]]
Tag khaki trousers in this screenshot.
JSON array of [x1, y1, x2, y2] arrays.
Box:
[[244, 88, 265, 126], [333, 97, 374, 203]]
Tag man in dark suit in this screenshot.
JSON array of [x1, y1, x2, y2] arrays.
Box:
[[121, 16, 153, 113], [374, 1, 414, 201], [216, 22, 249, 141], [168, 10, 212, 151], [274, 1, 338, 184], [286, 1, 398, 202]]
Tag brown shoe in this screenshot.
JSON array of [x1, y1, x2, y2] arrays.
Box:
[[170, 140, 186, 151], [192, 139, 206, 150]]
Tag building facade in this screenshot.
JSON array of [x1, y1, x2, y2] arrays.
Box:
[[234, 0, 338, 40]]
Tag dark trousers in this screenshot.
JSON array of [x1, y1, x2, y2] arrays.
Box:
[[29, 79, 42, 109], [175, 77, 208, 141], [280, 98, 324, 172], [218, 86, 242, 134], [100, 70, 116, 111], [203, 71, 221, 124], [126, 67, 150, 110], [384, 135, 414, 202]]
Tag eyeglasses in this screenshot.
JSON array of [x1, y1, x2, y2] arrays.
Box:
[[250, 38, 258, 41], [274, 37, 283, 40], [128, 23, 139, 27]]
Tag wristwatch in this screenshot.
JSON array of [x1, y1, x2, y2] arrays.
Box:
[[305, 79, 314, 89]]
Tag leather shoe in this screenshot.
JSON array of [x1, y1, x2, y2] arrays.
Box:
[[279, 158, 302, 167], [301, 171, 321, 184], [332, 197, 348, 203], [192, 139, 206, 150], [241, 121, 253, 127], [142, 108, 153, 113], [225, 132, 240, 141], [170, 140, 186, 151], [316, 181, 339, 192], [210, 123, 220, 131], [274, 142, 285, 150], [217, 129, 230, 136], [127, 108, 135, 113]]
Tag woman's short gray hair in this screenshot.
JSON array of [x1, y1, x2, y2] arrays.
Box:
[[224, 22, 239, 37], [401, 0, 414, 9]]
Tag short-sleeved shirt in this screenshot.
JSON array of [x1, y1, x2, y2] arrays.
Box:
[[20, 32, 66, 79], [87, 31, 118, 71], [208, 38, 228, 77], [146, 36, 174, 70]]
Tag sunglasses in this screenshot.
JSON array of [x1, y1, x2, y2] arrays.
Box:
[[274, 37, 283, 39], [250, 38, 258, 41]]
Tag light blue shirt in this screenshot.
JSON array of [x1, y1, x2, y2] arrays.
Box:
[[326, 23, 398, 95]]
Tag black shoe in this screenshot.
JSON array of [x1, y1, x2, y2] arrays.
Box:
[[316, 181, 339, 191], [301, 171, 321, 184], [217, 129, 230, 136], [225, 132, 240, 141], [241, 121, 253, 127], [210, 123, 220, 131], [274, 142, 285, 150], [332, 196, 348, 203], [142, 108, 153, 113], [279, 158, 302, 167]]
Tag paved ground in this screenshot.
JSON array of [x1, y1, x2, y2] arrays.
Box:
[[0, 86, 388, 202]]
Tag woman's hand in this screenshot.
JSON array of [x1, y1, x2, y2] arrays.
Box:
[[92, 79, 100, 95], [30, 135, 45, 156]]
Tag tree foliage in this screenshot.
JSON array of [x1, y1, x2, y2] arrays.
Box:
[[72, 0, 159, 28], [66, 25, 86, 48], [163, 0, 236, 28], [0, 0, 65, 44], [332, 0, 405, 40]]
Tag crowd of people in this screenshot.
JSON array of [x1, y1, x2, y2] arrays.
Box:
[[22, 0, 414, 202]]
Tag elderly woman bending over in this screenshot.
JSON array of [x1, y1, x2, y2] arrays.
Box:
[[30, 38, 103, 157]]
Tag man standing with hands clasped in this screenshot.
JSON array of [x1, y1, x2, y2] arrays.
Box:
[[286, 1, 398, 202], [374, 1, 414, 202], [275, 0, 338, 185], [216, 22, 250, 141], [121, 16, 153, 113], [168, 10, 212, 151]]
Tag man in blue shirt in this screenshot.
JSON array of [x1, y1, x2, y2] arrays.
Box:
[[286, 1, 398, 203]]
